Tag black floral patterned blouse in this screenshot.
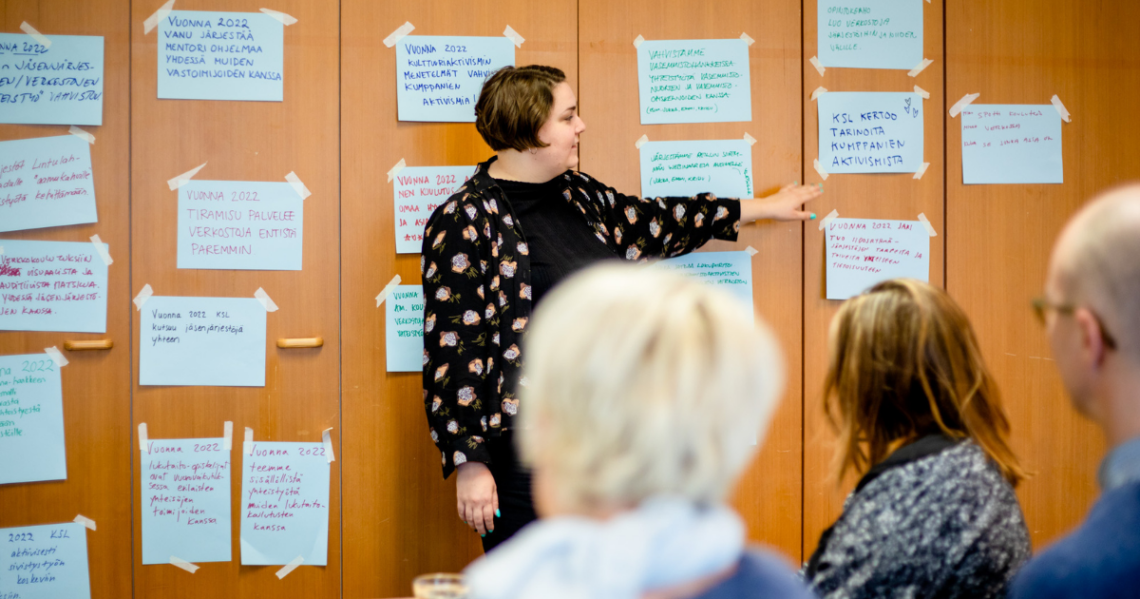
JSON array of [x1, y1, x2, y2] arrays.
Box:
[[421, 157, 742, 478]]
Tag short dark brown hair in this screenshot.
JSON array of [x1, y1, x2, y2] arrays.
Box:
[[475, 65, 566, 152]]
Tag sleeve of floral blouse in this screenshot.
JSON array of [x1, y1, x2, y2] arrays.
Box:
[[421, 200, 495, 478], [594, 179, 742, 260]]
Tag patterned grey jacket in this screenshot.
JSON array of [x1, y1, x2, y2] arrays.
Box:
[[803, 436, 1031, 599]]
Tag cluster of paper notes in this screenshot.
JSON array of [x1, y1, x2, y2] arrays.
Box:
[[395, 36, 515, 122], [824, 217, 931, 299], [817, 0, 924, 70], [141, 437, 233, 564], [0, 522, 92, 598], [0, 239, 110, 333], [139, 296, 268, 387], [177, 180, 305, 270], [157, 11, 285, 102], [818, 92, 925, 174], [0, 353, 67, 485], [636, 39, 752, 124], [639, 140, 753, 199], [0, 33, 105, 126], [392, 166, 475, 253], [240, 441, 331, 566], [0, 135, 98, 233], [960, 105, 1062, 184]]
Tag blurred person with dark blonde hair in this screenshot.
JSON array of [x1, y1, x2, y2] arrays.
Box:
[[803, 279, 1030, 599], [463, 263, 814, 599]]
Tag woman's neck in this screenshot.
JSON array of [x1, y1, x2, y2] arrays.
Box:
[[489, 150, 562, 183]]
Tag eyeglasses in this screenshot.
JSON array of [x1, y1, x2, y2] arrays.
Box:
[[1031, 297, 1118, 350]]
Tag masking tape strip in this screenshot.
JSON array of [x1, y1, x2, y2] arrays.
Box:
[[69, 126, 95, 144], [744, 245, 758, 257], [913, 162, 930, 180], [255, 287, 279, 312], [917, 213, 938, 237], [133, 284, 154, 311], [44, 347, 68, 368], [167, 161, 207, 191], [818, 208, 839, 231], [223, 421, 233, 451], [810, 86, 827, 101], [259, 8, 297, 25], [386, 158, 406, 183], [743, 132, 756, 146], [0, 246, 4, 255], [170, 556, 199, 574], [276, 555, 304, 579], [948, 92, 980, 118], [138, 423, 149, 452], [914, 85, 930, 100], [322, 428, 335, 463], [90, 235, 113, 266], [812, 158, 829, 181], [144, 0, 176, 35], [908, 58, 933, 77], [20, 22, 51, 49], [383, 21, 414, 48], [633, 34, 645, 49], [285, 171, 311, 200], [375, 274, 402, 307], [740, 32, 754, 46], [809, 56, 825, 77], [1051, 94, 1071, 123], [73, 515, 97, 531], [503, 25, 525, 48], [634, 134, 648, 150], [245, 427, 254, 455]]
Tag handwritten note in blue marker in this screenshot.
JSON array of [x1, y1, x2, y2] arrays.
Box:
[[655, 251, 754, 322], [0, 353, 67, 486], [0, 33, 104, 126], [393, 166, 475, 253], [640, 140, 753, 199], [818, 0, 923, 70], [139, 296, 267, 387], [0, 522, 90, 598], [240, 442, 330, 566], [396, 36, 515, 122], [386, 285, 423, 373], [0, 135, 98, 233], [141, 437, 232, 564], [818, 92, 924, 174], [178, 181, 304, 270], [961, 105, 1062, 184], [0, 239, 109, 333], [825, 217, 930, 300], [158, 11, 284, 102], [637, 39, 752, 125]]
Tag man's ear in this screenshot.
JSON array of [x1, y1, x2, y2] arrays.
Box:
[[1074, 307, 1108, 368]]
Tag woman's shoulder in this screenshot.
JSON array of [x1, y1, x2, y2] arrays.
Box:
[[861, 440, 1009, 496], [695, 549, 814, 599]]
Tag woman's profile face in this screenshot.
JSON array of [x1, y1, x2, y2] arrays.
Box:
[[534, 82, 586, 172]]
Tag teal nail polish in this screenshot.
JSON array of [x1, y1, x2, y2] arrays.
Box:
[[480, 533, 485, 538], [495, 509, 501, 518], [810, 213, 817, 220]]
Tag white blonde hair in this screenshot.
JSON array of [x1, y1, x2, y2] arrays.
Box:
[[518, 263, 785, 511]]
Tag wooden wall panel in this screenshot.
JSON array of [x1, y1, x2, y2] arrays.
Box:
[[801, 0, 946, 558], [0, 3, 132, 598], [129, 1, 341, 597], [577, 0, 806, 561], [340, 4, 577, 597], [946, 1, 1140, 547]]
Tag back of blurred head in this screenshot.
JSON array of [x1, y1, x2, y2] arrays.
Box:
[[824, 279, 1024, 485], [1046, 183, 1140, 446], [519, 263, 785, 516]]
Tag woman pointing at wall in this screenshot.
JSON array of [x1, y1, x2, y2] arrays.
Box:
[[420, 65, 821, 552]]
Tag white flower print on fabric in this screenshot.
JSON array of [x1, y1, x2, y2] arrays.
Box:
[[519, 283, 532, 300], [694, 212, 704, 228], [626, 245, 642, 260], [457, 386, 476, 406], [435, 287, 451, 301], [435, 364, 449, 381], [501, 398, 519, 416], [500, 260, 517, 278], [452, 253, 471, 273], [485, 303, 496, 319], [517, 242, 529, 255], [503, 344, 521, 361], [714, 206, 729, 222], [431, 396, 442, 412], [625, 206, 638, 224], [490, 414, 501, 428], [468, 358, 484, 376], [673, 204, 685, 222], [447, 420, 459, 434], [432, 230, 447, 249], [425, 313, 436, 333], [453, 451, 467, 466], [649, 218, 661, 238], [464, 204, 477, 220], [422, 349, 430, 366], [426, 262, 438, 279], [462, 311, 480, 326], [440, 331, 459, 347], [512, 317, 528, 332]]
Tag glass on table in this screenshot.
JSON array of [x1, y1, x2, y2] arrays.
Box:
[[412, 573, 468, 598]]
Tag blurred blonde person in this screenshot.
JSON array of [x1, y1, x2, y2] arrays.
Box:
[[804, 279, 1030, 599], [464, 264, 814, 599]]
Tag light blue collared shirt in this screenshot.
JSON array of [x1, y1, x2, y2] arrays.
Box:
[[1098, 436, 1140, 492]]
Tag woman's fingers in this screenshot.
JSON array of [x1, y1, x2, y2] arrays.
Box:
[[482, 501, 496, 535]]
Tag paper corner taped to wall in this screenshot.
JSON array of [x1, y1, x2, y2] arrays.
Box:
[[245, 427, 254, 454], [818, 208, 839, 231], [740, 32, 755, 46], [383, 21, 414, 48], [44, 347, 69, 368], [133, 284, 154, 311], [1051, 95, 1071, 123], [913, 162, 931, 180], [914, 85, 930, 100], [69, 126, 96, 144], [276, 555, 304, 579], [259, 8, 298, 25], [809, 56, 825, 77], [387, 158, 406, 183], [503, 25, 525, 47], [917, 213, 938, 237], [90, 234, 113, 266], [810, 86, 828, 101], [633, 34, 645, 49], [813, 158, 829, 181], [285, 171, 311, 200], [167, 161, 207, 191], [144, 0, 176, 35], [21, 22, 51, 49], [908, 58, 933, 77], [138, 423, 149, 452], [744, 245, 759, 257], [948, 92, 980, 118], [375, 274, 402, 307], [634, 134, 649, 149], [223, 421, 233, 451], [170, 556, 199, 574], [73, 515, 97, 531], [254, 288, 279, 312], [742, 132, 757, 146], [322, 428, 335, 463]]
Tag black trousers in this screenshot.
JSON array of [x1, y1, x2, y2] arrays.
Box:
[[481, 431, 538, 553]]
